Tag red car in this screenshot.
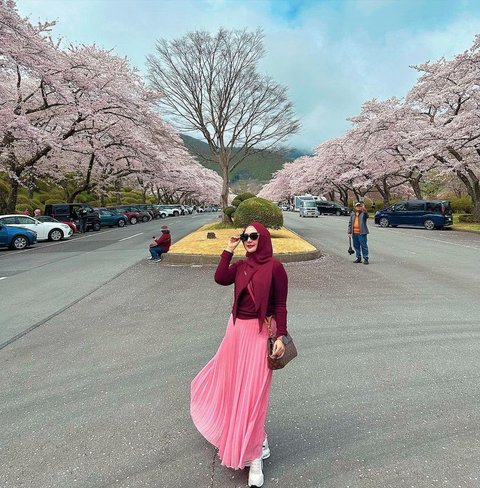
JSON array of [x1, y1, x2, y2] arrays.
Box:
[[36, 215, 78, 233], [106, 206, 140, 225]]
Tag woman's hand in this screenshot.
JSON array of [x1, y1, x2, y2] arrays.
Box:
[[271, 338, 286, 358], [226, 235, 241, 253]]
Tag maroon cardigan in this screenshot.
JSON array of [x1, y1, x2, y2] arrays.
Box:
[[214, 250, 288, 338]]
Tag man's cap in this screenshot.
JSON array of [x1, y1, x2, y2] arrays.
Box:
[[355, 202, 363, 207], [161, 225, 169, 230]]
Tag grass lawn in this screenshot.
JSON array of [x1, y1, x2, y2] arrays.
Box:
[[452, 214, 480, 232], [170, 224, 316, 255]]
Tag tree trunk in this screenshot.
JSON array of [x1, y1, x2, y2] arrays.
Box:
[[7, 177, 19, 214], [409, 176, 423, 199], [220, 163, 230, 223]]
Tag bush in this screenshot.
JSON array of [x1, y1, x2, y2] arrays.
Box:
[[231, 192, 255, 208], [234, 197, 283, 229], [458, 214, 480, 223], [223, 205, 236, 217], [448, 195, 472, 214]]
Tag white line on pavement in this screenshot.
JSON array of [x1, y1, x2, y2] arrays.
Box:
[[400, 233, 480, 250], [119, 233, 144, 241], [0, 228, 119, 259], [0, 276, 7, 280]]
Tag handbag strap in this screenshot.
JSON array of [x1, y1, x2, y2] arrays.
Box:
[[265, 316, 274, 339]]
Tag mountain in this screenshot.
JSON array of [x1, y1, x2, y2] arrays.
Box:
[[181, 134, 310, 182]]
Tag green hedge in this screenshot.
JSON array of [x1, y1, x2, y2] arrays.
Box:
[[234, 197, 283, 229], [458, 214, 480, 223], [223, 205, 236, 217]]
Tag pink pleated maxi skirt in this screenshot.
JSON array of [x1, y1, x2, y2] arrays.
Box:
[[191, 315, 273, 469]]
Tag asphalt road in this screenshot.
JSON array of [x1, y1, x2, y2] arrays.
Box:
[[1, 212, 480, 488]]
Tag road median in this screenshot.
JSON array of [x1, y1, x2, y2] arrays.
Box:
[[163, 224, 321, 264]]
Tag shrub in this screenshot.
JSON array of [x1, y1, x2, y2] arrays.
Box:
[[234, 197, 283, 229], [458, 214, 480, 223], [448, 195, 472, 214], [231, 192, 255, 208], [223, 206, 236, 217]]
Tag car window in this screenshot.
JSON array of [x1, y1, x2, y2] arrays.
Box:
[[53, 205, 70, 215], [17, 216, 35, 224], [393, 202, 407, 211], [407, 202, 425, 211], [425, 202, 442, 213], [0, 216, 18, 224]]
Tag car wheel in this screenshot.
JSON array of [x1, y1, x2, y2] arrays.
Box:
[[92, 222, 101, 231], [379, 217, 390, 228], [336, 210, 341, 216], [142, 215, 149, 222], [160, 213, 167, 219], [154, 214, 161, 220], [48, 228, 64, 241], [118, 219, 126, 227], [130, 217, 138, 225], [173, 211, 179, 217], [10, 235, 28, 250], [424, 219, 435, 230]]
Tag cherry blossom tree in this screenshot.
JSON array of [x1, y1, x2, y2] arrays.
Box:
[[407, 36, 480, 218]]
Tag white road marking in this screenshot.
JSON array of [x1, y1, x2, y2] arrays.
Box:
[[396, 233, 480, 250], [0, 228, 119, 259], [119, 232, 143, 241], [0, 276, 7, 280]]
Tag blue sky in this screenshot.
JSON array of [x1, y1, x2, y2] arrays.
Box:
[[16, 0, 480, 152]]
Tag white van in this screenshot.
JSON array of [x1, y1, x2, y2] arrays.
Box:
[[299, 200, 319, 218]]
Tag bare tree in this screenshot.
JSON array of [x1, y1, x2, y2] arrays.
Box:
[[147, 28, 300, 213]]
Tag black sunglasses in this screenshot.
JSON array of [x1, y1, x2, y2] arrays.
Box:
[[240, 232, 259, 242]]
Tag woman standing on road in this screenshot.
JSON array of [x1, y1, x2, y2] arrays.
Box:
[[191, 221, 289, 487]]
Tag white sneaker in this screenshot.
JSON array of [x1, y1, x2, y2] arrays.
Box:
[[245, 439, 270, 467], [248, 458, 264, 487]]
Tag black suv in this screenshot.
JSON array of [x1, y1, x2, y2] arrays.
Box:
[[316, 201, 350, 216], [44, 203, 101, 231]]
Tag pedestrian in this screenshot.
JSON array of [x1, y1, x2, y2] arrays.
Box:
[[348, 202, 370, 264], [78, 207, 88, 233], [371, 201, 376, 213], [34, 208, 41, 218], [22, 208, 30, 216], [191, 221, 289, 487], [148, 225, 171, 262]]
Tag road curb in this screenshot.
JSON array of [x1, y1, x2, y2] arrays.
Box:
[[162, 248, 322, 265]]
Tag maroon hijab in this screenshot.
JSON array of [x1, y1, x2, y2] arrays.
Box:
[[235, 222, 274, 330]]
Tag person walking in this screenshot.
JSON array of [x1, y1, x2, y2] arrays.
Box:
[[34, 208, 42, 218], [148, 225, 171, 262], [348, 202, 370, 264], [22, 208, 30, 216], [191, 221, 289, 487]]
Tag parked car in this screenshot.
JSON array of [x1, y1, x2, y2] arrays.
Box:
[[106, 206, 140, 225], [299, 200, 319, 218], [0, 215, 73, 241], [44, 203, 101, 232], [152, 205, 168, 219], [0, 223, 37, 250], [134, 204, 164, 219], [157, 205, 181, 217], [95, 208, 128, 227], [36, 215, 78, 233], [375, 200, 453, 230], [316, 201, 350, 216], [114, 205, 151, 223]]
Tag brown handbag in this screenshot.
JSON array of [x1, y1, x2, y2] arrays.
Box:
[[265, 316, 298, 370]]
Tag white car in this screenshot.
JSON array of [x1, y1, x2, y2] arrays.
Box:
[[0, 214, 73, 241]]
